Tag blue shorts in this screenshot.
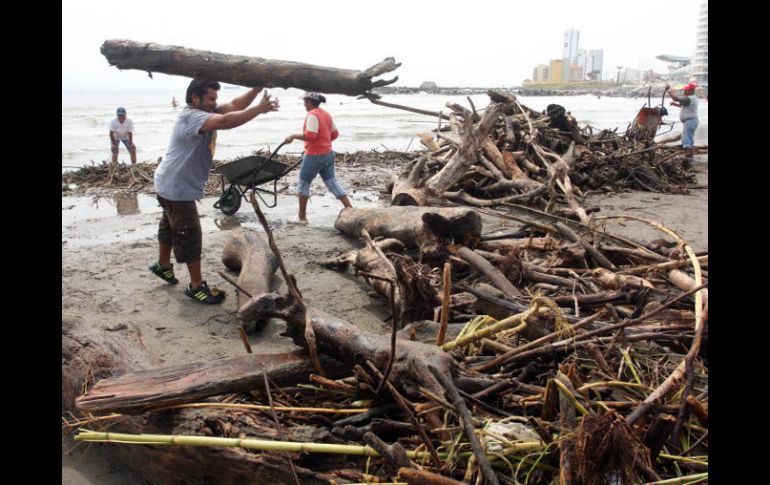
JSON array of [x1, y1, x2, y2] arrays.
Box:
[[111, 139, 134, 153], [681, 118, 698, 149], [298, 151, 347, 198]]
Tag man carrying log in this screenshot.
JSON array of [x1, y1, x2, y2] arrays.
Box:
[[149, 79, 279, 304]]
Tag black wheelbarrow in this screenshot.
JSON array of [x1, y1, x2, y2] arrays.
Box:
[[213, 142, 302, 215]]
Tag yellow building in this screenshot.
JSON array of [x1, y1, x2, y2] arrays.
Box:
[[548, 59, 564, 83]]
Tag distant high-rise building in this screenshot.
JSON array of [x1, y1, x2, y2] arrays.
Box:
[[619, 68, 642, 84], [562, 29, 580, 80], [588, 50, 604, 81], [533, 64, 549, 83], [549, 59, 564, 83], [575, 50, 587, 79], [692, 1, 708, 84]]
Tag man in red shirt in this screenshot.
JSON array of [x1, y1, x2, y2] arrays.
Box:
[[284, 92, 352, 224]]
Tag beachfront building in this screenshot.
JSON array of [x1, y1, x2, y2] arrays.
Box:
[[548, 59, 564, 83], [587, 50, 604, 81], [619, 68, 643, 84], [562, 28, 580, 81], [575, 50, 587, 79], [569, 64, 584, 81], [692, 1, 708, 84], [532, 65, 549, 83]]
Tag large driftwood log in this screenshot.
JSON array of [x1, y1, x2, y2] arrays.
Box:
[[101, 39, 400, 96], [221, 228, 278, 329], [76, 350, 348, 415], [64, 318, 344, 484], [237, 290, 459, 401], [334, 206, 482, 259]]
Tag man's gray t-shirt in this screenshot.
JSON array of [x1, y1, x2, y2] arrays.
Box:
[[154, 107, 216, 201], [679, 95, 698, 122]]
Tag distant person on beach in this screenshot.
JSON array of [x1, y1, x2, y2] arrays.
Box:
[[109, 107, 137, 164], [665, 82, 699, 158], [283, 92, 352, 225], [150, 79, 279, 304], [171, 96, 178, 108]]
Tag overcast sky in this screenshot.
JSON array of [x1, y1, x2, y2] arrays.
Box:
[[62, 0, 703, 91]]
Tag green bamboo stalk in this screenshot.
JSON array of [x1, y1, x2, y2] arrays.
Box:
[[551, 379, 589, 416], [161, 402, 367, 414], [641, 472, 708, 485], [442, 304, 538, 351], [658, 453, 708, 467], [75, 430, 545, 462], [75, 430, 428, 457], [621, 347, 644, 387], [578, 381, 650, 393]]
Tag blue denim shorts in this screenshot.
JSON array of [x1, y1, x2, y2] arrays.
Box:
[[299, 151, 336, 184], [681, 117, 699, 149], [297, 151, 347, 198], [111, 139, 133, 153]]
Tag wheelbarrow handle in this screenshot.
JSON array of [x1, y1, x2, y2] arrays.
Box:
[[266, 141, 288, 162]]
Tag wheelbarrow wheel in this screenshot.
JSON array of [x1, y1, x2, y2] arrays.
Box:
[[215, 185, 241, 215]]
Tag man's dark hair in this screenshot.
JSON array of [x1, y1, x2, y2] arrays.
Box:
[[186, 79, 221, 105]]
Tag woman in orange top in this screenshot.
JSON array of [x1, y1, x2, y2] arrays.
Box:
[[284, 92, 352, 224]]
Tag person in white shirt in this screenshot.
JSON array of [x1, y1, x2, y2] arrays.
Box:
[[109, 107, 137, 164]]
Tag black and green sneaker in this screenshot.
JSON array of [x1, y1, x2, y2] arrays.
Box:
[[149, 261, 179, 284], [185, 281, 226, 304]]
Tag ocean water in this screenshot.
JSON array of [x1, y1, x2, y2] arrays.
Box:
[[62, 87, 708, 171]]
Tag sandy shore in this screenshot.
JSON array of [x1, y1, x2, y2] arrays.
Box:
[[62, 157, 707, 483]]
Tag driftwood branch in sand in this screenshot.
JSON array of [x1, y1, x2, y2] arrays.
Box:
[[334, 206, 482, 259], [100, 39, 400, 96], [75, 350, 348, 415], [221, 228, 278, 331]]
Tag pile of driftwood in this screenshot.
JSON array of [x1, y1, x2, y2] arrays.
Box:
[[65, 188, 708, 484], [62, 161, 158, 192], [61, 150, 409, 196], [62, 160, 235, 195], [376, 90, 699, 218]]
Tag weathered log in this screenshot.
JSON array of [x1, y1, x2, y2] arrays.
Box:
[[334, 206, 482, 259], [242, 292, 458, 401], [451, 246, 521, 298], [76, 350, 348, 415], [391, 157, 444, 206], [480, 137, 512, 177], [63, 318, 343, 485], [222, 228, 278, 329], [101, 39, 400, 96]]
